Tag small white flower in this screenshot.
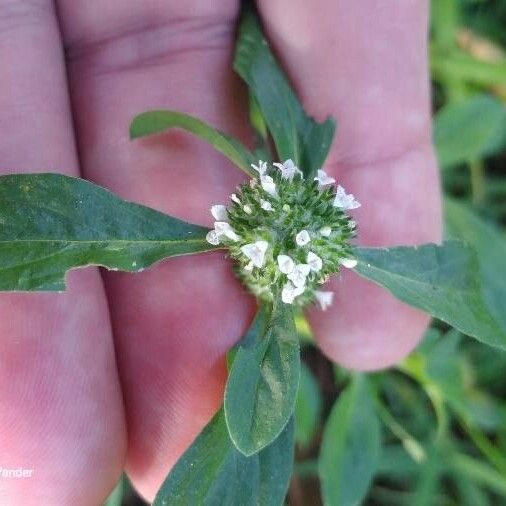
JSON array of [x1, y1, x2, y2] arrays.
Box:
[[314, 290, 334, 310], [295, 230, 311, 246], [230, 193, 241, 204], [273, 159, 302, 181], [287, 263, 311, 288], [314, 169, 335, 188], [260, 199, 274, 212], [214, 221, 240, 242], [260, 175, 278, 198], [244, 261, 254, 272], [339, 257, 358, 269], [206, 230, 220, 245], [320, 226, 332, 237], [282, 281, 305, 304], [210, 204, 228, 221], [277, 254, 295, 274], [250, 179, 258, 189], [251, 160, 268, 176], [307, 251, 323, 272], [243, 204, 253, 215], [349, 220, 357, 229], [282, 204, 291, 212], [241, 241, 269, 268], [333, 185, 361, 210]]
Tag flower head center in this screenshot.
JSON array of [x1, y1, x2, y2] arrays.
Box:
[[206, 160, 360, 309]]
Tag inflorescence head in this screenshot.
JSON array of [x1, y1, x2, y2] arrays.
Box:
[[206, 160, 361, 310]]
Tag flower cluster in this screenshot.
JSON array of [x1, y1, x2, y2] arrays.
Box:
[[206, 160, 360, 310]]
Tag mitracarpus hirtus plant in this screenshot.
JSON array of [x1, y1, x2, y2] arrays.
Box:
[[0, 4, 504, 505]]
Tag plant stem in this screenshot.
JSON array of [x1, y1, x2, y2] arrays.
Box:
[[469, 160, 486, 205], [453, 453, 506, 497]]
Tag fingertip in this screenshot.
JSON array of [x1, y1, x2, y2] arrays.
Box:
[[307, 273, 431, 371]]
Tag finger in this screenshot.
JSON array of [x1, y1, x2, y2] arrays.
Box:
[[257, 0, 442, 369], [57, 0, 254, 499], [0, 2, 125, 504]]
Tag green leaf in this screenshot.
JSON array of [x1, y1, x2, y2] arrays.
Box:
[[234, 8, 335, 177], [130, 110, 256, 177], [295, 362, 322, 449], [434, 94, 506, 169], [445, 198, 506, 334], [354, 241, 506, 350], [102, 475, 127, 506], [319, 374, 380, 506], [412, 447, 443, 506], [154, 408, 294, 506], [0, 173, 212, 291], [224, 301, 300, 456]]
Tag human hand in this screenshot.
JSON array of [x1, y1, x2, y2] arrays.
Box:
[[0, 1, 441, 504]]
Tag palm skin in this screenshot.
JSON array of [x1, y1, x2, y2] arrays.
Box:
[[0, 1, 441, 504]]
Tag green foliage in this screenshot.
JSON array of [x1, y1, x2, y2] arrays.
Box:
[[234, 8, 335, 177], [434, 95, 506, 169], [1, 1, 506, 505], [224, 302, 300, 456], [0, 173, 212, 291], [445, 198, 506, 333], [130, 110, 256, 176], [319, 374, 381, 506], [153, 408, 294, 506], [355, 242, 506, 350], [102, 475, 126, 506], [295, 363, 322, 449]]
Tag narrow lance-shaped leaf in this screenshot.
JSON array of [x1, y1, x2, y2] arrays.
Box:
[[234, 7, 335, 178], [0, 173, 213, 291], [354, 241, 506, 350], [130, 110, 256, 177], [319, 374, 381, 506], [224, 300, 300, 456], [153, 408, 294, 506]]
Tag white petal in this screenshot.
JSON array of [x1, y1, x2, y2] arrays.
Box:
[[240, 241, 269, 268], [333, 185, 361, 210], [210, 204, 228, 221], [287, 263, 310, 288], [277, 254, 295, 274], [230, 193, 241, 205], [314, 290, 333, 310], [260, 175, 278, 198], [307, 251, 323, 272], [320, 226, 332, 237], [282, 281, 305, 304], [214, 221, 240, 242], [273, 159, 301, 181], [295, 230, 311, 246], [339, 257, 358, 269], [282, 204, 291, 212], [244, 261, 254, 272], [314, 169, 335, 187], [243, 204, 253, 215], [206, 230, 220, 245], [260, 200, 274, 212], [251, 160, 268, 175]]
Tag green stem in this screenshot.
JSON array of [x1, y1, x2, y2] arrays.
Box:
[[375, 400, 426, 463], [453, 453, 506, 497], [458, 416, 506, 475], [430, 47, 506, 87], [469, 160, 486, 205]]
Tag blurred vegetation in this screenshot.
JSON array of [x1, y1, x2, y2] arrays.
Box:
[[107, 0, 506, 504]]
